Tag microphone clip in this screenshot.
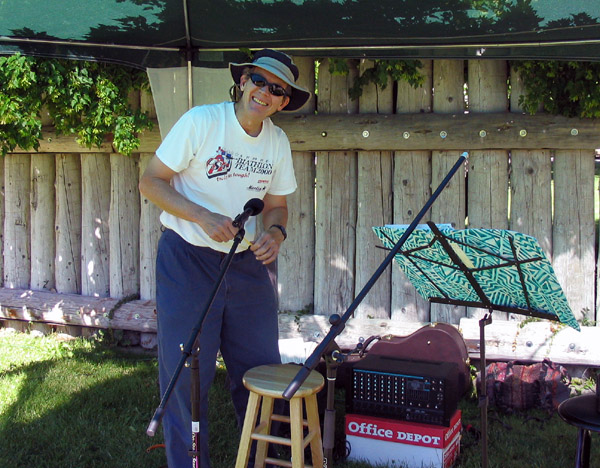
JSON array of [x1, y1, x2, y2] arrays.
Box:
[[232, 198, 265, 229]]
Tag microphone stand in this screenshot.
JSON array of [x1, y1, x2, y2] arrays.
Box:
[[282, 153, 467, 404], [146, 223, 249, 467]]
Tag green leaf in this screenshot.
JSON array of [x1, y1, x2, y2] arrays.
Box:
[[511, 60, 600, 118], [328, 58, 424, 101], [0, 54, 152, 156]]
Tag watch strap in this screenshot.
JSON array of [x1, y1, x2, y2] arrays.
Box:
[[269, 224, 287, 240]]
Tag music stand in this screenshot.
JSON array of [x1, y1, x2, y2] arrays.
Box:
[[373, 221, 580, 468]]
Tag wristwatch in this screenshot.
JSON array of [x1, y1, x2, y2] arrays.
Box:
[[270, 224, 287, 241]]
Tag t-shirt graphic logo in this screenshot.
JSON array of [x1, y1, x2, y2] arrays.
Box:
[[206, 147, 233, 179]]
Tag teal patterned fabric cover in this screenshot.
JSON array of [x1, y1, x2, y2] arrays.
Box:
[[373, 225, 579, 331]]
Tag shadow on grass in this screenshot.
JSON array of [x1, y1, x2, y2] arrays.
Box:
[[0, 342, 247, 468], [0, 345, 167, 468], [1, 340, 596, 468]]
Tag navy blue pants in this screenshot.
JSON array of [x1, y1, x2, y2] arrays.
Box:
[[156, 229, 281, 468]]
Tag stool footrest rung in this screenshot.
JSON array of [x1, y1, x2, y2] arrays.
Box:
[[251, 428, 320, 450], [271, 413, 309, 427], [251, 433, 292, 446], [264, 456, 313, 468], [271, 414, 290, 423]]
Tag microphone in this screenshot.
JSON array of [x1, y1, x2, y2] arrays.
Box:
[[232, 198, 264, 228]]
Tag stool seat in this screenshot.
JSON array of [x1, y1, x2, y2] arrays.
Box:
[[236, 364, 325, 468], [243, 364, 325, 399], [558, 394, 600, 468]]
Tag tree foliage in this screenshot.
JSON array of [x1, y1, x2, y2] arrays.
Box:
[[331, 57, 600, 120], [0, 54, 152, 156], [511, 61, 600, 118], [329, 58, 424, 100]]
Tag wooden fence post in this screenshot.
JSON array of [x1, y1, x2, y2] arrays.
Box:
[[508, 66, 554, 322], [139, 153, 161, 301], [81, 153, 110, 297], [467, 59, 509, 320], [314, 59, 358, 316], [393, 59, 433, 322], [278, 56, 316, 313], [467, 60, 509, 230], [138, 88, 161, 305], [109, 154, 140, 297], [354, 59, 393, 319], [4, 154, 31, 289], [509, 67, 553, 258], [31, 154, 56, 291], [430, 60, 467, 324], [55, 154, 82, 294], [553, 149, 595, 322]]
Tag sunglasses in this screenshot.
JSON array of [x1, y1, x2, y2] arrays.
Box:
[[248, 73, 290, 97]]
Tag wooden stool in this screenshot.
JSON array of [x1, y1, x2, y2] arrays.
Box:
[[235, 364, 325, 468]]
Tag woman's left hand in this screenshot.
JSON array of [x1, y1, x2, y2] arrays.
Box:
[[250, 228, 284, 265]]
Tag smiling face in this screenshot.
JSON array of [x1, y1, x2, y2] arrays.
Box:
[[238, 67, 291, 119]]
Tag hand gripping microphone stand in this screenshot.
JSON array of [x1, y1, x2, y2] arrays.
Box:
[[146, 198, 264, 467], [282, 154, 467, 415]]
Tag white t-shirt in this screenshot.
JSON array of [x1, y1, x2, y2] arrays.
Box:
[[156, 102, 297, 252]]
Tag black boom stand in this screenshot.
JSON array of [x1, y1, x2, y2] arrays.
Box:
[[282, 153, 467, 465], [147, 199, 263, 467]]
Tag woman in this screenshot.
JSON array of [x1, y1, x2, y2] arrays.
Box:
[[139, 49, 310, 468]]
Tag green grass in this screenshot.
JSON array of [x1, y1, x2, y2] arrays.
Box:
[[1, 330, 598, 468], [0, 330, 166, 468]]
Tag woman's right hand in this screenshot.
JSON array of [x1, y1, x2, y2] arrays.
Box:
[[195, 209, 238, 243]]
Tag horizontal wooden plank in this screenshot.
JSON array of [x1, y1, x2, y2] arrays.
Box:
[[0, 288, 156, 332], [274, 112, 600, 151], [459, 318, 600, 367], [29, 128, 162, 154], [279, 316, 600, 368], [0, 288, 428, 342], [10, 112, 600, 155], [277, 313, 428, 350], [1, 289, 597, 367]]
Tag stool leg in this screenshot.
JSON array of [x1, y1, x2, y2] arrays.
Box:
[[289, 398, 305, 468], [236, 392, 262, 468], [575, 428, 591, 468], [255, 396, 275, 468], [305, 393, 324, 468]]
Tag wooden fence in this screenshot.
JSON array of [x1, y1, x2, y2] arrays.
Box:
[[1, 57, 599, 358]]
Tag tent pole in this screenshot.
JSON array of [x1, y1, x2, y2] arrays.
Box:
[[183, 0, 193, 110], [188, 61, 193, 110]]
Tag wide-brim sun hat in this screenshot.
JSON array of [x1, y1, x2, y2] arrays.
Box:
[[230, 49, 311, 112]]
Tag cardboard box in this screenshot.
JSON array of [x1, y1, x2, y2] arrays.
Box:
[[345, 410, 461, 468]]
